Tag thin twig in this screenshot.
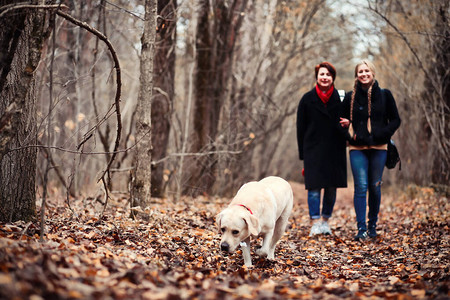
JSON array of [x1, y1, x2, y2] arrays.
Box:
[[19, 222, 32, 241], [104, 0, 145, 21], [38, 143, 74, 196], [99, 176, 109, 219], [40, 13, 57, 243]]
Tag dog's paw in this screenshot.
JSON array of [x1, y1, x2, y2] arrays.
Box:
[[239, 241, 248, 248], [256, 248, 268, 257]]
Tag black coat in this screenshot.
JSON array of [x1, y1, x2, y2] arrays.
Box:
[[341, 81, 401, 146], [296, 87, 347, 190]]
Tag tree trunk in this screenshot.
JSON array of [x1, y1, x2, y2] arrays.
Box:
[[0, 3, 50, 222], [131, 0, 157, 216], [183, 0, 248, 196], [430, 0, 450, 184], [151, 0, 176, 198]]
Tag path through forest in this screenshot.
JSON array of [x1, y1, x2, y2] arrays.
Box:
[[0, 182, 448, 299]]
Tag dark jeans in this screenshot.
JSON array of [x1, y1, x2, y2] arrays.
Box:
[[350, 149, 387, 231], [307, 188, 336, 219]]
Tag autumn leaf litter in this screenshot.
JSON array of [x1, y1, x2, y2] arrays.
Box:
[[0, 183, 448, 299]]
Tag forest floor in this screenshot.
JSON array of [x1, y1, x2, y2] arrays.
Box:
[[0, 182, 449, 299]]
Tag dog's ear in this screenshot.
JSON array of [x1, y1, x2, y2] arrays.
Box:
[[243, 214, 259, 236], [216, 212, 223, 232]]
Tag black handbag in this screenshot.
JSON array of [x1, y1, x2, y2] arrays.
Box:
[[379, 89, 401, 170], [386, 139, 401, 170]]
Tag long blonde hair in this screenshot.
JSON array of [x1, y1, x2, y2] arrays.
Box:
[[349, 60, 376, 135]]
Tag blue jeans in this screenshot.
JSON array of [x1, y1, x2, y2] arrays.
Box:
[[349, 149, 387, 231], [308, 188, 336, 219]]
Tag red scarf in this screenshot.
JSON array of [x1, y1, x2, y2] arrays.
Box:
[[315, 84, 334, 105]]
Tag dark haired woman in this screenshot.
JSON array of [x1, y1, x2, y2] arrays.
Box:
[[339, 60, 401, 240], [296, 62, 347, 236]]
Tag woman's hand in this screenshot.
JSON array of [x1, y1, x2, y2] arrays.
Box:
[[340, 117, 350, 128]]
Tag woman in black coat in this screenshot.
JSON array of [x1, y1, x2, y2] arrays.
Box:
[[296, 62, 347, 236], [339, 60, 401, 241]]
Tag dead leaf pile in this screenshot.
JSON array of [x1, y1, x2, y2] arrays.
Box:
[[0, 183, 448, 299]]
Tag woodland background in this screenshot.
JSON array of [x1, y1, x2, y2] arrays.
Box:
[[2, 0, 449, 207], [0, 0, 449, 299]]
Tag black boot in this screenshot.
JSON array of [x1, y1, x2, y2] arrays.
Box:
[[354, 229, 368, 241], [368, 227, 377, 238]]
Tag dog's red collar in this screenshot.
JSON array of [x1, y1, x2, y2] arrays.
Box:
[[237, 204, 253, 215]]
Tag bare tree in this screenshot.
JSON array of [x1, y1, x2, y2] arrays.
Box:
[[0, 2, 126, 223], [368, 0, 449, 186], [151, 0, 177, 197], [131, 0, 157, 216], [0, 2, 52, 222], [214, 0, 353, 194], [159, 0, 355, 197], [183, 0, 249, 196], [424, 0, 449, 185]]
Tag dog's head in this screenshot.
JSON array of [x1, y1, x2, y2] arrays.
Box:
[[216, 206, 259, 253]]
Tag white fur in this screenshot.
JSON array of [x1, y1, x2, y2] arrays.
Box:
[[216, 176, 293, 266]]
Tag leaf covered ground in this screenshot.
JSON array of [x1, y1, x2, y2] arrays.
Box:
[[0, 183, 449, 299]]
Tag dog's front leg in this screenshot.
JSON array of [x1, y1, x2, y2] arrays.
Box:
[[241, 237, 252, 267], [256, 231, 274, 258]]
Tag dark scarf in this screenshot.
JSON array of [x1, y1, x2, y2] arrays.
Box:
[[315, 84, 334, 106]]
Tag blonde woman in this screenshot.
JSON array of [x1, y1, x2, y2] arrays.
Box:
[[340, 60, 401, 240]]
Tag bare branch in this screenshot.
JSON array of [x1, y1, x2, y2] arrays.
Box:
[[367, 2, 441, 96], [0, 3, 69, 18], [54, 10, 123, 190]]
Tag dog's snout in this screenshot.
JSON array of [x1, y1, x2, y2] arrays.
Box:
[[221, 242, 230, 252]]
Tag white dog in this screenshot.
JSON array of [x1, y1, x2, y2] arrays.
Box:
[[216, 176, 293, 266]]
